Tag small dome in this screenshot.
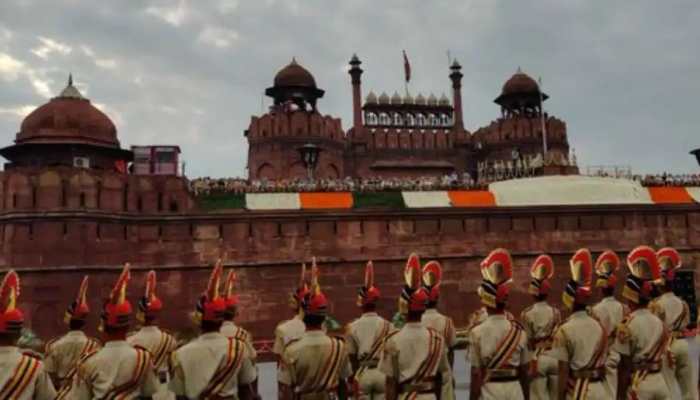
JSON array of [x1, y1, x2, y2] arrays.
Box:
[[427, 93, 437, 105], [378, 92, 390, 104], [438, 93, 450, 106], [415, 93, 426, 105], [18, 75, 119, 148], [365, 91, 378, 104], [273, 58, 317, 88], [390, 91, 402, 105], [502, 67, 539, 95], [403, 92, 414, 104]]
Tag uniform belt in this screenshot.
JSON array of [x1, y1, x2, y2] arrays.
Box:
[[570, 368, 605, 381], [359, 359, 379, 368], [398, 380, 438, 394], [487, 368, 519, 382], [632, 361, 661, 373]]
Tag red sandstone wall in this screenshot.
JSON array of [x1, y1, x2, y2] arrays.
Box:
[[3, 204, 700, 341]]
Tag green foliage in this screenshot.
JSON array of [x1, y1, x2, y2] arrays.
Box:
[[353, 192, 406, 209], [197, 193, 246, 211]]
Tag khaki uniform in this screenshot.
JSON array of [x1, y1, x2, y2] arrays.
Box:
[[468, 314, 530, 400], [654, 292, 695, 400], [520, 301, 561, 400], [274, 315, 306, 356], [127, 326, 178, 400], [221, 320, 258, 360], [279, 330, 352, 399], [0, 346, 56, 400], [421, 308, 456, 400], [550, 310, 611, 399], [613, 308, 670, 400], [346, 312, 393, 399], [73, 340, 159, 400], [169, 332, 257, 400], [44, 330, 101, 386], [591, 296, 629, 396], [379, 322, 450, 400]]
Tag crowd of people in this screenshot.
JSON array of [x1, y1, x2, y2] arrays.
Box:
[[0, 245, 695, 399], [189, 171, 700, 197]]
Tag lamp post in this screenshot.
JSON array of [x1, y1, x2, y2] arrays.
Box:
[[297, 143, 321, 181]]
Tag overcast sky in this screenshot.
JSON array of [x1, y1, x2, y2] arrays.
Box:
[[0, 0, 699, 177]]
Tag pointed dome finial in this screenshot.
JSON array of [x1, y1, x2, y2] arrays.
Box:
[[68, 73, 73, 86], [291, 57, 298, 65], [516, 66, 522, 73], [58, 73, 85, 99]]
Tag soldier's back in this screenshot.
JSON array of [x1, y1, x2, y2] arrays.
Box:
[[220, 320, 257, 360], [44, 330, 101, 381], [170, 332, 256, 399], [280, 330, 351, 398], [591, 297, 628, 337], [0, 347, 56, 400], [421, 309, 456, 348], [127, 326, 177, 373], [74, 340, 158, 400], [274, 315, 306, 355], [347, 312, 392, 357], [520, 301, 559, 342]]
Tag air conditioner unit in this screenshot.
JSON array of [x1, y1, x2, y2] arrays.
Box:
[[73, 157, 90, 169]]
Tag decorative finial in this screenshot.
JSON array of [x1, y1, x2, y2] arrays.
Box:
[[350, 53, 360, 65], [516, 66, 522, 73], [68, 73, 73, 86], [291, 57, 298, 65], [450, 59, 461, 69]]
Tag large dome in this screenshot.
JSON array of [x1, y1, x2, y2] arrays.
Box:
[[501, 69, 540, 96], [273, 58, 317, 88], [18, 78, 119, 148]]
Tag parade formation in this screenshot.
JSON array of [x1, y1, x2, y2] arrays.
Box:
[[0, 245, 696, 399]]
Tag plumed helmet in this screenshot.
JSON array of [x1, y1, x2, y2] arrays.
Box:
[[595, 250, 620, 288], [478, 249, 513, 309], [65, 275, 90, 324], [562, 249, 593, 309], [101, 264, 132, 330], [656, 247, 681, 282], [301, 258, 328, 318], [357, 261, 380, 307], [0, 270, 23, 334], [193, 260, 226, 324], [622, 246, 661, 304], [528, 254, 554, 296], [399, 253, 429, 314], [422, 260, 443, 303], [137, 270, 163, 323]]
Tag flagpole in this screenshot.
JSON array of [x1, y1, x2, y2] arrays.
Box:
[[538, 77, 548, 155]]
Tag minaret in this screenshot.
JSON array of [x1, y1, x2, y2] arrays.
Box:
[[348, 54, 363, 131], [449, 60, 464, 131]]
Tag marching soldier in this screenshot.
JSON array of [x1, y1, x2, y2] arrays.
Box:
[[614, 245, 671, 399], [379, 253, 450, 400], [653, 247, 695, 400], [590, 250, 628, 396], [127, 270, 178, 399], [221, 269, 257, 361], [420, 260, 456, 400], [521, 254, 560, 400], [73, 263, 160, 399], [551, 248, 610, 399], [468, 248, 530, 400], [0, 269, 56, 399], [279, 260, 352, 399], [273, 262, 309, 359], [169, 261, 257, 400], [346, 261, 394, 400], [44, 275, 101, 396]]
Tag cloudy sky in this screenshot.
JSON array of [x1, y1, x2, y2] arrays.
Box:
[[0, 0, 699, 177]]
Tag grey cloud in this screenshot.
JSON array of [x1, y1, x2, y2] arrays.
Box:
[[0, 0, 699, 177]]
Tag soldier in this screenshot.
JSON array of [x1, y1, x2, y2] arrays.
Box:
[[420, 260, 457, 400], [521, 254, 560, 400], [127, 270, 178, 399], [169, 261, 257, 400], [279, 260, 352, 399], [653, 247, 695, 400], [73, 263, 160, 399], [614, 245, 671, 399], [379, 253, 450, 400], [221, 269, 257, 361], [468, 248, 530, 400], [346, 261, 394, 400], [551, 248, 610, 399], [590, 250, 628, 396], [44, 275, 101, 396], [273, 262, 309, 359], [0, 269, 56, 399]]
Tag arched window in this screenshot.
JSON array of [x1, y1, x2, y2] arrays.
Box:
[[416, 113, 426, 127], [393, 113, 403, 126], [365, 112, 378, 125], [440, 114, 450, 126], [405, 113, 415, 126], [428, 113, 438, 126], [379, 112, 390, 125]]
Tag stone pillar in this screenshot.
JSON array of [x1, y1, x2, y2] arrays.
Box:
[[348, 54, 363, 131], [449, 60, 464, 131]]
